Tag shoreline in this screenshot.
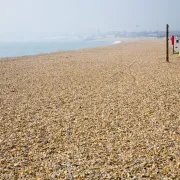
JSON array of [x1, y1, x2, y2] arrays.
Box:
[[0, 37, 152, 59], [0, 38, 121, 59]]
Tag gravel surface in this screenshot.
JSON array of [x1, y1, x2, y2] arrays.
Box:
[[0, 39, 180, 179]]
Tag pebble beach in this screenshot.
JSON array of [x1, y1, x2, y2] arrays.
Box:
[[0, 39, 180, 179]]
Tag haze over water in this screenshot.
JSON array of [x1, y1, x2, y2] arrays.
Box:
[[0, 0, 180, 57]]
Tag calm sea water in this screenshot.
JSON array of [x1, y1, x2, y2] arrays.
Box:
[[0, 39, 113, 58]]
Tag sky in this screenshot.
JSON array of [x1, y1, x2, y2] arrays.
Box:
[[0, 0, 179, 35]]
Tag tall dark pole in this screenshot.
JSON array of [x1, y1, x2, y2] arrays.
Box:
[[166, 24, 169, 62]]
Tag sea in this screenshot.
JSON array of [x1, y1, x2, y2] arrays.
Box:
[[0, 39, 118, 58]]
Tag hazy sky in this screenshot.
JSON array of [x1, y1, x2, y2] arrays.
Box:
[[0, 0, 179, 34]]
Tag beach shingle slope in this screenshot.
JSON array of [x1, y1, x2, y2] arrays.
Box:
[[0, 39, 180, 179]]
